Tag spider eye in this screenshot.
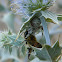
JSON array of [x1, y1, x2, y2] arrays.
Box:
[[24, 31, 28, 38]]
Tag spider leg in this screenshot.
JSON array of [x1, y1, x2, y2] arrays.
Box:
[[27, 47, 32, 59]]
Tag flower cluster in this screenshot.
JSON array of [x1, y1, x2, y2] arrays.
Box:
[[10, 0, 54, 18]]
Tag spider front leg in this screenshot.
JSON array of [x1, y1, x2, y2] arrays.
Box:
[[27, 47, 33, 59]]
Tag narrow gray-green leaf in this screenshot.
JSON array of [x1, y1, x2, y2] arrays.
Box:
[[35, 47, 52, 61], [21, 45, 26, 55], [40, 16, 51, 46], [42, 10, 59, 24], [9, 46, 12, 54]]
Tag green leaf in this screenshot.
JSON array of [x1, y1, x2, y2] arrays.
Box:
[[40, 16, 51, 46], [36, 32, 46, 45], [35, 41, 61, 61], [57, 17, 62, 21], [42, 10, 59, 24], [17, 48, 20, 58], [29, 54, 35, 61], [45, 18, 54, 23], [4, 44, 12, 54], [39, 36, 46, 45], [50, 41, 61, 60], [21, 45, 26, 55], [9, 46, 12, 54], [8, 30, 12, 35], [57, 15, 62, 21], [31, 58, 51, 62], [35, 47, 52, 61], [8, 35, 24, 46]]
